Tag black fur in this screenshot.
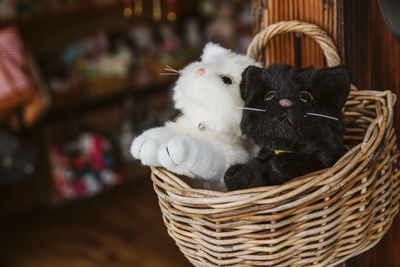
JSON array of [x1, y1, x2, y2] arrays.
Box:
[[224, 64, 350, 191]]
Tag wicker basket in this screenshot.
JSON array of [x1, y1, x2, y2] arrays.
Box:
[[150, 21, 400, 266]]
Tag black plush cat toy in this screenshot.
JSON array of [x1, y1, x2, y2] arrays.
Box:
[[224, 63, 351, 191]]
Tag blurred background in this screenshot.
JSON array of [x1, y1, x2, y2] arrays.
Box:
[[1, 0, 400, 266], [0, 0, 252, 266]]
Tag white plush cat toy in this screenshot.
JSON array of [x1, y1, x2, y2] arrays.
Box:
[[130, 43, 258, 191]]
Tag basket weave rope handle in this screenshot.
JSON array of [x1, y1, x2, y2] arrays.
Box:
[[247, 20, 341, 67]]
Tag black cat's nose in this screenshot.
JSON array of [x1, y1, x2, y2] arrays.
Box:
[[279, 98, 292, 107]]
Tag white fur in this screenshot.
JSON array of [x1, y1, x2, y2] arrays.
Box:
[[130, 43, 259, 191]]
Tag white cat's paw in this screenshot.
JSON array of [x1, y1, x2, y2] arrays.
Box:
[[158, 136, 225, 182], [157, 136, 190, 170], [130, 134, 160, 166]]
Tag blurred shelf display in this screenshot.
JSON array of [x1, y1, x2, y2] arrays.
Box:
[[0, 0, 254, 211], [46, 80, 172, 117], [49, 132, 121, 201], [41, 25, 192, 99]]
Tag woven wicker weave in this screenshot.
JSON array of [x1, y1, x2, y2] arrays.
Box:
[[150, 21, 400, 266]]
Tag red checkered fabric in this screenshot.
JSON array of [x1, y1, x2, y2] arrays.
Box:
[[0, 27, 30, 97]]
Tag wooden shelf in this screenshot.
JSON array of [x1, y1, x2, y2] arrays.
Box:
[[0, 3, 123, 27], [41, 80, 173, 122]]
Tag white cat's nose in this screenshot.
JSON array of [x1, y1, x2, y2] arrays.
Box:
[[196, 68, 206, 76], [279, 99, 292, 107]]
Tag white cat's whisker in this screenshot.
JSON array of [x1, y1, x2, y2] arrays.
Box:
[[236, 107, 266, 112], [165, 64, 177, 70], [164, 65, 180, 73], [305, 112, 339, 121], [163, 69, 179, 73], [163, 68, 180, 73]]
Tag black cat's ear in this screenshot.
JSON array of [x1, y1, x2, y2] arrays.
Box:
[[296, 65, 317, 87], [298, 65, 317, 78], [315, 65, 351, 108], [240, 65, 263, 100]]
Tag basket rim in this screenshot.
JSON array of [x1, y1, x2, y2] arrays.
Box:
[[246, 20, 341, 67], [151, 89, 397, 197]]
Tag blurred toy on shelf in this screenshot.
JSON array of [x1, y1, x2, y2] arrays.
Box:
[[205, 1, 236, 48], [46, 31, 136, 95], [130, 23, 157, 54], [118, 96, 137, 162], [22, 0, 254, 109], [184, 18, 203, 51], [234, 1, 254, 54], [49, 132, 120, 200], [43, 24, 189, 98], [160, 24, 180, 54], [202, 0, 254, 53], [0, 129, 38, 187], [198, 0, 217, 18]]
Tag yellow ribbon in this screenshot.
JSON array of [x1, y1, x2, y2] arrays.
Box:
[[274, 150, 294, 155]]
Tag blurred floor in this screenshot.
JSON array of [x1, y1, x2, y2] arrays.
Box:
[[0, 175, 191, 267], [2, 173, 399, 267]]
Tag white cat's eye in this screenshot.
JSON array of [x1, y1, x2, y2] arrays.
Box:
[[299, 91, 313, 103], [219, 74, 234, 85], [264, 91, 276, 101]]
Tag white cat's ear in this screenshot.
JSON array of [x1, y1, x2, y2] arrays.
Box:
[[201, 42, 228, 62]]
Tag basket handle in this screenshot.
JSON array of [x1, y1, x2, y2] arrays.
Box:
[[247, 20, 341, 67]]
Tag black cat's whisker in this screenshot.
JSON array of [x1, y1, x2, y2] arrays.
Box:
[[304, 112, 339, 121], [236, 107, 266, 112]]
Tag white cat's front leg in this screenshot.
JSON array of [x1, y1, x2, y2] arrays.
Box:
[[157, 136, 227, 189], [130, 127, 174, 166]]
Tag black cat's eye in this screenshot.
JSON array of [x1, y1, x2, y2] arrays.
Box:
[[219, 74, 234, 85], [264, 91, 276, 101], [299, 91, 313, 103]]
